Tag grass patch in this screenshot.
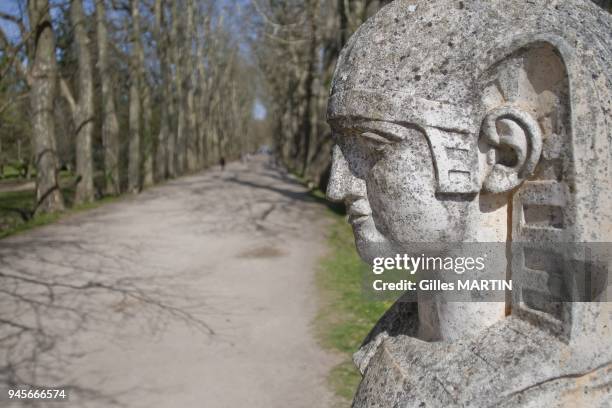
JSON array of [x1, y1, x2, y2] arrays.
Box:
[[315, 212, 391, 404], [0, 164, 23, 179], [0, 181, 120, 239]]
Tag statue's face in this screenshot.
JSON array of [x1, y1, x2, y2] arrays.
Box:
[[327, 59, 549, 263], [328, 119, 461, 261]]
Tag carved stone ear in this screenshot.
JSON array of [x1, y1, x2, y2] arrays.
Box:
[[481, 106, 543, 193]]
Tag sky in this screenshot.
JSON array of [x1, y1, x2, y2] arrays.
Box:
[[252, 99, 266, 120], [0, 1, 23, 44]]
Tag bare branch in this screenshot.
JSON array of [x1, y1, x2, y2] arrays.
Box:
[[0, 92, 28, 115], [0, 26, 31, 86], [263, 31, 308, 45], [250, 0, 306, 30], [59, 77, 77, 114], [0, 11, 27, 40]]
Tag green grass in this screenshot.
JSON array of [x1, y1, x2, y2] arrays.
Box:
[[315, 212, 391, 403], [0, 181, 120, 239], [0, 164, 22, 179], [0, 162, 75, 179]]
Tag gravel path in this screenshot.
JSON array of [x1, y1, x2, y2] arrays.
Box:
[[1, 156, 339, 408]]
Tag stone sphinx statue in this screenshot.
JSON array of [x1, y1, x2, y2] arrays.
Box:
[[326, 0, 611, 406]]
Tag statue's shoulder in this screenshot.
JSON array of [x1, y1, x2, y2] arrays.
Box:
[[353, 298, 418, 374], [353, 314, 612, 408]]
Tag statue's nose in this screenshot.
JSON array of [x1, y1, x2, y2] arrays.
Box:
[[327, 144, 364, 203]]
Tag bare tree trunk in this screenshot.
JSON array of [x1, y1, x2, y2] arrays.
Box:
[[164, 0, 177, 179], [154, 0, 168, 180], [128, 0, 141, 193], [185, 0, 198, 171], [141, 62, 154, 187], [67, 0, 94, 205], [167, 83, 176, 177], [186, 86, 197, 171], [155, 115, 169, 180], [28, 0, 65, 213], [176, 104, 186, 175], [300, 0, 319, 176], [96, 0, 120, 195], [195, 11, 209, 167], [139, 1, 154, 189], [171, 0, 186, 175]]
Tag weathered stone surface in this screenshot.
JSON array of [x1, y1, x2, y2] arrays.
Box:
[[352, 313, 612, 407], [326, 0, 612, 406]]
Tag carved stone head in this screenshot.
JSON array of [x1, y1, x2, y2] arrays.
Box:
[[326, 0, 611, 340]]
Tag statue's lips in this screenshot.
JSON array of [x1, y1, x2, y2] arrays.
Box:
[[348, 199, 371, 225], [349, 214, 370, 225]]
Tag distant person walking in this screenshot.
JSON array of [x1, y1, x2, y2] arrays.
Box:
[[220, 157, 226, 171]]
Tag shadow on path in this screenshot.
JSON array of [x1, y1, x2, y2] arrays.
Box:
[[225, 174, 345, 216]]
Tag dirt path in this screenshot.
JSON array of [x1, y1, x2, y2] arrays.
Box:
[[1, 157, 340, 408], [0, 179, 34, 193]]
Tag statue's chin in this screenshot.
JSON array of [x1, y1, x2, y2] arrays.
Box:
[[352, 216, 454, 264]]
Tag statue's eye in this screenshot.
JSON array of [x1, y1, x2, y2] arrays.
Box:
[[361, 132, 393, 152]]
